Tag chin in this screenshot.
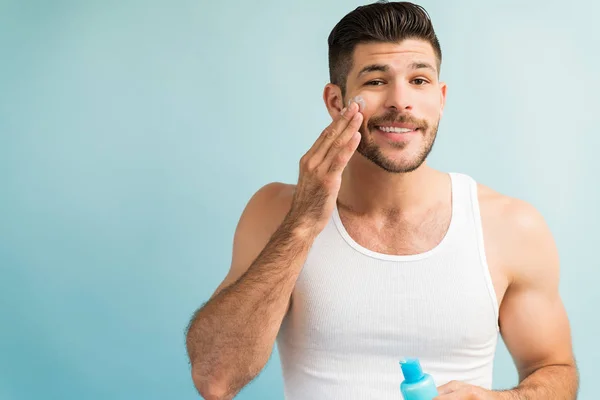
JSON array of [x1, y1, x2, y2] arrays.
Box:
[[359, 151, 426, 174], [386, 158, 427, 174]]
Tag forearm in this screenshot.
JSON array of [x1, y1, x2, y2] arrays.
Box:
[[499, 364, 579, 400], [186, 219, 314, 398]]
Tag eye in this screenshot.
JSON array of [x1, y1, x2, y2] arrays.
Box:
[[365, 80, 385, 86], [412, 78, 429, 86]]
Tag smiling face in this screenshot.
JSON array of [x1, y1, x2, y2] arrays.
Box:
[[340, 39, 447, 173]]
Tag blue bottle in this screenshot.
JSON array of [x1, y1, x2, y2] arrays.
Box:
[[399, 358, 439, 400]]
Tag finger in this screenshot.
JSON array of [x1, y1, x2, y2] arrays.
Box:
[[327, 129, 361, 174], [435, 387, 476, 400], [434, 393, 460, 400], [322, 109, 362, 163], [437, 380, 466, 395], [308, 101, 359, 163]]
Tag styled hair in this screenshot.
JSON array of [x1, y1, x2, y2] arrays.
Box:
[[327, 1, 442, 96]]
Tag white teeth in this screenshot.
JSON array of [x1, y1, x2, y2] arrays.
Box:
[[378, 126, 414, 133]]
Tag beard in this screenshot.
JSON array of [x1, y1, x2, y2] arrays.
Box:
[[356, 109, 440, 174]]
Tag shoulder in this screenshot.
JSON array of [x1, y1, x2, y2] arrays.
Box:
[[476, 181, 559, 287], [477, 183, 546, 233], [246, 181, 296, 219], [237, 181, 297, 237], [210, 182, 297, 299]]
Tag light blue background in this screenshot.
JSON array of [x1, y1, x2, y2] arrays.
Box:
[[1, 1, 598, 399]]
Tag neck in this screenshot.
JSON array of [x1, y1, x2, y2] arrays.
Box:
[[337, 156, 449, 217]]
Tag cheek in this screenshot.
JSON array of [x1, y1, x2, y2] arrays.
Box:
[[347, 95, 366, 112], [357, 94, 384, 123], [361, 111, 378, 131], [355, 91, 385, 112], [421, 96, 443, 117]]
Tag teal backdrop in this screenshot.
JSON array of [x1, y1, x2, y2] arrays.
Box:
[[1, 0, 598, 399]]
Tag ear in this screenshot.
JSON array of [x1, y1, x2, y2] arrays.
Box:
[[439, 81, 448, 117], [323, 83, 344, 120]]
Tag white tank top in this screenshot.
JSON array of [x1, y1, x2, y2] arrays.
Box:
[[276, 172, 500, 399]]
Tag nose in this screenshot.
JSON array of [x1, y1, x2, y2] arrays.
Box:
[[384, 81, 413, 112]]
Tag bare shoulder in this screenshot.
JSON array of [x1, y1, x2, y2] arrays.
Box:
[[477, 183, 546, 230], [477, 183, 559, 287], [210, 182, 296, 298], [239, 181, 297, 238]]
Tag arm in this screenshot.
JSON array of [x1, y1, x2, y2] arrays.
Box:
[[185, 182, 313, 400], [437, 199, 578, 399], [186, 102, 362, 399], [495, 200, 578, 399]]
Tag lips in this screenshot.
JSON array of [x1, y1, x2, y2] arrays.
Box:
[[369, 117, 424, 133], [376, 125, 418, 133], [376, 122, 418, 130]]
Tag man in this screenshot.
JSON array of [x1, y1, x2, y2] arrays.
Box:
[[185, 2, 578, 399]]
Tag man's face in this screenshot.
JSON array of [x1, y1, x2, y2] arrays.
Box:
[[344, 39, 447, 173]]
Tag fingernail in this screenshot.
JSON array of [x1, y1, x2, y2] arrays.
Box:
[[341, 107, 348, 115]]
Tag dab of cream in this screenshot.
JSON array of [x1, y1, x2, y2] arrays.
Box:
[[347, 95, 366, 112]]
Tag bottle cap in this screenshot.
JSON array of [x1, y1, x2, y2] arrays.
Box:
[[399, 358, 425, 383]]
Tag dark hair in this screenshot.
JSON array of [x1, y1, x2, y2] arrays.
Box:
[[328, 1, 442, 96]]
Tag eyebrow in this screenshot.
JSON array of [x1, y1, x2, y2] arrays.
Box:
[[357, 64, 389, 78], [409, 61, 436, 73], [356, 61, 437, 78]]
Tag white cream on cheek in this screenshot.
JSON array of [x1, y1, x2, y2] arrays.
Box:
[[347, 95, 366, 112]]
